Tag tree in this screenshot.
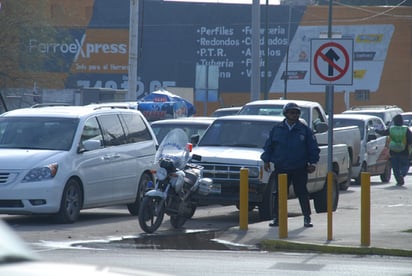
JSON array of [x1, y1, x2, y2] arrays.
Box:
[[0, 0, 59, 89]]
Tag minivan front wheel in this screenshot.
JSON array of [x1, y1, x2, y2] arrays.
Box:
[[127, 173, 152, 215], [56, 178, 82, 223]]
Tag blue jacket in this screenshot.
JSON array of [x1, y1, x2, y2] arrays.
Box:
[[261, 119, 320, 170]]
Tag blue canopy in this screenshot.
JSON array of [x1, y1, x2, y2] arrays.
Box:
[[140, 89, 196, 116]]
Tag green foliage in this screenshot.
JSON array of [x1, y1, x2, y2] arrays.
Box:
[[0, 0, 56, 86]]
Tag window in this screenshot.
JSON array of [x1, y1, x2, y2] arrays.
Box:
[[97, 114, 126, 146], [0, 117, 77, 150], [80, 117, 103, 146], [120, 113, 152, 143]]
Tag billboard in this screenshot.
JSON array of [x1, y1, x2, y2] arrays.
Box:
[[17, 2, 393, 95]]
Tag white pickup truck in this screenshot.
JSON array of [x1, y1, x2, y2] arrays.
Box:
[[191, 115, 349, 221], [238, 99, 361, 191]]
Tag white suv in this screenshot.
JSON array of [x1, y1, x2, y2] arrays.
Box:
[[0, 105, 157, 223], [333, 114, 391, 185], [343, 105, 403, 126]]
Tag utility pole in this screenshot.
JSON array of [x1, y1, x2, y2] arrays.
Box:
[[326, 0, 333, 173], [283, 5, 292, 100], [251, 0, 260, 101], [128, 0, 139, 101]]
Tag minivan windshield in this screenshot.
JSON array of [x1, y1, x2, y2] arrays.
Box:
[[0, 117, 79, 150]]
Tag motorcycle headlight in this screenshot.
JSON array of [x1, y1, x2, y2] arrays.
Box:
[[22, 163, 58, 182], [156, 167, 168, 181]]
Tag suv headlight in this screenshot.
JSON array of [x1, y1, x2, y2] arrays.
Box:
[[22, 163, 58, 182], [247, 167, 260, 178]]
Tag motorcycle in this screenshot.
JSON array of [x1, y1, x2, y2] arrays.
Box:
[[138, 128, 212, 233]]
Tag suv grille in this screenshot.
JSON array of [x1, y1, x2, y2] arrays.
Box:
[[0, 172, 10, 184], [199, 163, 259, 181]]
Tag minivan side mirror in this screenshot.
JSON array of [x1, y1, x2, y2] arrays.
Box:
[[78, 139, 102, 153]]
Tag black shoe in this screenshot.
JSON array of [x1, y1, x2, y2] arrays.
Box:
[[304, 216, 313, 227], [269, 219, 279, 227], [397, 178, 405, 186]]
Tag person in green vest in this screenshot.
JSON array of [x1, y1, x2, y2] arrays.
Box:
[[377, 114, 412, 186]]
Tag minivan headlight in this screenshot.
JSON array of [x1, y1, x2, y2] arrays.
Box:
[[22, 163, 58, 182]]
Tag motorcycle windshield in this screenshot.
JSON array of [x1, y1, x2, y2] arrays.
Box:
[[155, 128, 190, 170]]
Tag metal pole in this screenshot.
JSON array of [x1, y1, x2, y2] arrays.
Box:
[[251, 0, 261, 101], [128, 0, 139, 101], [278, 173, 288, 239], [326, 0, 335, 242], [361, 172, 371, 246], [264, 0, 269, 100], [283, 5, 291, 100], [327, 172, 333, 240], [239, 168, 249, 230], [327, 0, 333, 172]]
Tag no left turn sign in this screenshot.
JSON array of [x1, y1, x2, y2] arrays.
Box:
[[310, 39, 353, 85]]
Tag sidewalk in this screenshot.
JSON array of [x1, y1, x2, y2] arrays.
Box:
[[216, 177, 412, 255]]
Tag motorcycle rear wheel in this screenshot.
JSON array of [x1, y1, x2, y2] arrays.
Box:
[[138, 196, 165, 233], [170, 215, 187, 229]]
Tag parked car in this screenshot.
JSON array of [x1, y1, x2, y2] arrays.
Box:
[[401, 112, 412, 127], [333, 114, 391, 185], [150, 117, 215, 145], [191, 115, 349, 219], [238, 99, 361, 190], [343, 105, 403, 126], [86, 101, 138, 110], [401, 112, 412, 164], [211, 106, 242, 117], [0, 105, 158, 223]]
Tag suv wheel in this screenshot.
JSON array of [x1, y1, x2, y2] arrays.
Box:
[[127, 173, 152, 215], [56, 178, 82, 223], [258, 174, 276, 220], [313, 172, 339, 213], [340, 160, 352, 191], [354, 162, 367, 185]]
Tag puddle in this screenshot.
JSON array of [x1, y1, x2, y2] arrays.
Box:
[[74, 230, 259, 251]]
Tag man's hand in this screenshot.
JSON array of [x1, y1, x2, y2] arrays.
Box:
[[264, 162, 271, 172], [306, 164, 316, 174]]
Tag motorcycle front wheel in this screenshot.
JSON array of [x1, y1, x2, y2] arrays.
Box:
[[170, 215, 187, 229], [138, 196, 165, 233]]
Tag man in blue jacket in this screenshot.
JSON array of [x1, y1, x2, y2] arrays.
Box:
[[261, 102, 320, 227]]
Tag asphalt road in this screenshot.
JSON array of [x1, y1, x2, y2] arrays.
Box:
[[2, 175, 412, 275]]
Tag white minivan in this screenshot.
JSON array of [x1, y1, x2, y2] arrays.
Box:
[[0, 105, 158, 223]]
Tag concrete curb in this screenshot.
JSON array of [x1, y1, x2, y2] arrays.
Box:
[[258, 239, 412, 257]]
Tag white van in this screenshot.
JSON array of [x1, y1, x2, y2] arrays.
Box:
[[0, 106, 157, 223]]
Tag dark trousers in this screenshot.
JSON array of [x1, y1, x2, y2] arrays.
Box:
[[390, 154, 410, 183], [272, 167, 311, 219]]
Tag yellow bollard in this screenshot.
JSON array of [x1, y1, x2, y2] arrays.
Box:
[[361, 172, 371, 246], [327, 171, 334, 241], [239, 168, 249, 230], [278, 173, 288, 238]]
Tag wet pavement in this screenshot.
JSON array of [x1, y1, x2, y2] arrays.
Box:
[[74, 229, 259, 251], [71, 177, 412, 256]]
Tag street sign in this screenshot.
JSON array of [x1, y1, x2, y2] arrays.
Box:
[[310, 39, 353, 85]]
